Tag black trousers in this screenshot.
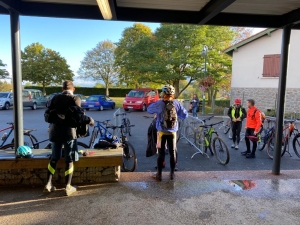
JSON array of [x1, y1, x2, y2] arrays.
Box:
[[157, 134, 176, 175], [232, 121, 242, 144], [245, 128, 257, 154]]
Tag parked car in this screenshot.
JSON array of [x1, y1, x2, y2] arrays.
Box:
[[83, 95, 115, 111], [23, 89, 48, 110], [0, 92, 13, 110], [123, 88, 159, 111]]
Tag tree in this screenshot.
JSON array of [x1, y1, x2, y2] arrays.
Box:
[[0, 81, 12, 92], [0, 59, 9, 79], [78, 40, 118, 96], [115, 23, 152, 88], [94, 82, 105, 88], [231, 27, 253, 44], [22, 43, 74, 94]]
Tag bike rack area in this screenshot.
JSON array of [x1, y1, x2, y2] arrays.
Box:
[[177, 116, 209, 158]]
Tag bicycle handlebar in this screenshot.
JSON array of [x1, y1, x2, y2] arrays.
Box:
[[95, 120, 110, 125], [116, 112, 131, 116], [202, 116, 214, 123], [199, 121, 223, 128]]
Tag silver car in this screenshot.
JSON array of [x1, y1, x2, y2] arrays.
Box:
[[0, 92, 13, 110], [23, 89, 47, 110]]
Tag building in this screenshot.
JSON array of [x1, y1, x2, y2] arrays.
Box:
[[225, 29, 300, 113]]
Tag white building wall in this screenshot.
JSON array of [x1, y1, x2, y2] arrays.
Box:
[[231, 29, 300, 89]]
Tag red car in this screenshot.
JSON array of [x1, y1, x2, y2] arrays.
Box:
[[123, 88, 159, 111]]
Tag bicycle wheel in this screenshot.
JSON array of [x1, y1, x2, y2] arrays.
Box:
[[126, 118, 131, 136], [224, 119, 231, 134], [292, 134, 300, 158], [11, 133, 39, 149], [185, 126, 195, 146], [194, 127, 205, 152], [0, 143, 14, 150], [77, 142, 89, 149], [258, 128, 267, 151], [212, 137, 230, 165], [122, 142, 137, 172], [266, 134, 285, 159], [90, 127, 99, 147]]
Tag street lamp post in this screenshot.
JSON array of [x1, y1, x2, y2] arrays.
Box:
[[201, 45, 208, 115]]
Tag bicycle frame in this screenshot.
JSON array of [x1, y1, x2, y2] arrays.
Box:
[[0, 125, 14, 147]]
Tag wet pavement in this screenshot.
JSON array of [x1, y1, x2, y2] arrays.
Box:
[[1, 171, 300, 225]]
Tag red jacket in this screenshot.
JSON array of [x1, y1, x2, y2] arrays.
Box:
[[245, 106, 262, 133]]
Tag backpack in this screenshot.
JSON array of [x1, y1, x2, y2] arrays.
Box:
[[162, 101, 177, 129], [252, 108, 265, 123]]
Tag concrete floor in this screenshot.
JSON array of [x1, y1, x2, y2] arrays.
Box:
[[1, 170, 300, 225]]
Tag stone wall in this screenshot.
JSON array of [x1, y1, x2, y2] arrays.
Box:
[[0, 166, 120, 186], [230, 87, 300, 113]]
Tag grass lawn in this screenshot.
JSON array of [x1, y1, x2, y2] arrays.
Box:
[[111, 97, 125, 108]]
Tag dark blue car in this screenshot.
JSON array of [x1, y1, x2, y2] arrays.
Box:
[[83, 95, 115, 111]]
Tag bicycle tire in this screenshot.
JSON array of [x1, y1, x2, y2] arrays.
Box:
[[90, 127, 100, 148], [266, 134, 285, 159], [185, 126, 196, 146], [126, 118, 131, 136], [11, 133, 39, 149], [292, 134, 300, 158], [122, 142, 137, 172], [77, 142, 89, 149], [258, 128, 266, 151], [224, 119, 231, 134], [212, 137, 230, 165], [0, 143, 14, 150]]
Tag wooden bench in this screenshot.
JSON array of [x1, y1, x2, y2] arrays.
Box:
[[0, 148, 123, 186]]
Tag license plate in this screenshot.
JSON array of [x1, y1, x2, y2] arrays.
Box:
[[88, 105, 94, 108], [127, 106, 133, 109]]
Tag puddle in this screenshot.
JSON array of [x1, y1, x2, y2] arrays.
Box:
[[227, 180, 257, 191]]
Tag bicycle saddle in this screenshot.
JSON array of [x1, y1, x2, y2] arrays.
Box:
[[23, 129, 37, 134]]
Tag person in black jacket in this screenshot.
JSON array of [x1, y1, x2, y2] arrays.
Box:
[[227, 98, 246, 150], [44, 80, 94, 196]]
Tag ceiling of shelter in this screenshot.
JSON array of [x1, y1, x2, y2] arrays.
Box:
[[0, 0, 300, 29]]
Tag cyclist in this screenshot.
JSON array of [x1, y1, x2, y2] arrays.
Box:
[[147, 84, 188, 181], [44, 80, 94, 196], [242, 99, 262, 158], [227, 98, 246, 149], [190, 94, 200, 118]]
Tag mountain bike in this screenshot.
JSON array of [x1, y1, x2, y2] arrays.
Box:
[[116, 112, 132, 139], [77, 119, 137, 172], [258, 117, 276, 151], [266, 119, 298, 159], [0, 122, 39, 150]]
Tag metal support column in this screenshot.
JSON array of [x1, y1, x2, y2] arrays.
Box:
[[272, 25, 292, 175], [10, 10, 24, 153]]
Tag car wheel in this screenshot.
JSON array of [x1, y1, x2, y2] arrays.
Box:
[[112, 103, 115, 109], [142, 104, 147, 112], [4, 102, 9, 110], [124, 109, 129, 112], [31, 103, 37, 110], [99, 105, 104, 111]]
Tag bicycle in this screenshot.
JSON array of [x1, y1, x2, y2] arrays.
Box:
[[77, 119, 137, 172], [193, 119, 230, 165], [116, 112, 132, 139], [266, 119, 298, 159], [0, 122, 39, 149], [258, 117, 276, 151]]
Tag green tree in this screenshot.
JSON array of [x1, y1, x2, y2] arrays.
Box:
[[115, 23, 152, 88], [22, 43, 74, 94], [0, 81, 12, 92], [94, 82, 105, 88], [78, 40, 118, 96], [0, 59, 9, 79]]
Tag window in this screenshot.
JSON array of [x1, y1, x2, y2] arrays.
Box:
[[262, 54, 280, 77]]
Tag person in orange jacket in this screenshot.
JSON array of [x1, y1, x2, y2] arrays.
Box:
[[242, 99, 262, 158]]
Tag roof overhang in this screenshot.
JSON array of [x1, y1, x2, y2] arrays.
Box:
[[0, 0, 300, 29]]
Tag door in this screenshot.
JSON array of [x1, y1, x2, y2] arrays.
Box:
[[105, 96, 113, 108], [9, 93, 13, 105], [100, 96, 109, 108], [22, 90, 31, 107]]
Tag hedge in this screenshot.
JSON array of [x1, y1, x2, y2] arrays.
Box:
[[214, 99, 230, 108], [25, 86, 132, 97]]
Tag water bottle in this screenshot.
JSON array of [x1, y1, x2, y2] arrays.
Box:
[[1, 133, 7, 140]]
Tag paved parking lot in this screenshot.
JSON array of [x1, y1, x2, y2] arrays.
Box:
[[1, 107, 300, 172]]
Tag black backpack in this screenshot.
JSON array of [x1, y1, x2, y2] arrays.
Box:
[[162, 101, 177, 129]]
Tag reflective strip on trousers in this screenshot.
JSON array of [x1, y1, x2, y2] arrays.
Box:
[[48, 163, 55, 175], [65, 166, 74, 176]]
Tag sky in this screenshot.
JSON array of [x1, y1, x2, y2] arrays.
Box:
[[0, 15, 265, 87]]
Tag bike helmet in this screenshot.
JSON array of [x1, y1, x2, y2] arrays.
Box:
[[234, 98, 242, 105], [247, 136, 259, 142], [162, 84, 175, 95], [16, 145, 34, 158]]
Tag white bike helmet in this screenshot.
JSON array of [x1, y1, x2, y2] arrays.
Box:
[[162, 84, 175, 95]]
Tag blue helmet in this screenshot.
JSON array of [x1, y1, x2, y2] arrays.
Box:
[[16, 145, 33, 158]]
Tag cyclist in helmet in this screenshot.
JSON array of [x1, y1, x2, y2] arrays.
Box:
[[147, 84, 188, 181], [227, 98, 247, 149]]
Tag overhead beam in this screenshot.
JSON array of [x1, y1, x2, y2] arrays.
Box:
[[0, 5, 9, 14], [281, 7, 300, 26], [0, 0, 19, 12], [197, 0, 236, 24], [109, 0, 117, 20]]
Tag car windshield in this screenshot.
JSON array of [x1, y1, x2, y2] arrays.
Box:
[[87, 96, 99, 102], [127, 90, 145, 98], [0, 93, 8, 98]]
